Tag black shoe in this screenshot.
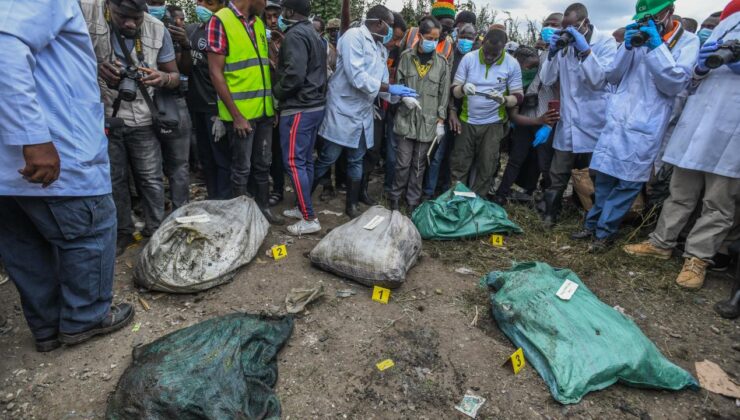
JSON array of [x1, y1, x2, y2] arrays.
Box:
[[407, 204, 418, 216], [715, 288, 740, 319], [571, 229, 595, 241], [588, 237, 614, 254], [359, 175, 377, 206], [390, 199, 400, 211], [492, 194, 507, 207], [421, 194, 432, 202], [256, 182, 285, 225], [59, 303, 134, 346], [268, 192, 283, 207], [710, 253, 731, 272], [116, 235, 134, 257], [319, 185, 336, 201], [346, 179, 362, 218], [35, 336, 61, 353], [541, 189, 563, 229]]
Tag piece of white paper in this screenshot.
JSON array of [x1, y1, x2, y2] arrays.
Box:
[[454, 391, 486, 418], [175, 214, 211, 224], [556, 279, 579, 301], [453, 191, 477, 198], [363, 215, 385, 230]]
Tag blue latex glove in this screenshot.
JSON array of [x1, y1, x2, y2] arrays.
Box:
[[388, 84, 418, 97], [728, 59, 740, 75], [639, 20, 663, 50], [565, 26, 590, 53], [547, 32, 561, 59], [532, 125, 552, 147], [624, 23, 639, 50], [696, 41, 719, 73]]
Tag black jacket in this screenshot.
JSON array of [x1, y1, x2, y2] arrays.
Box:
[[273, 20, 327, 111]]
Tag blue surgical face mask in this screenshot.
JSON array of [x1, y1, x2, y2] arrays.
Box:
[[147, 5, 166, 20], [421, 39, 438, 53], [381, 23, 393, 44], [278, 15, 288, 32], [541, 27, 556, 43], [195, 5, 213, 24], [457, 38, 473, 54], [697, 27, 713, 45], [266, 28, 272, 41]]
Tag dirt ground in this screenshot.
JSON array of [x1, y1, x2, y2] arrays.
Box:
[[1, 181, 739, 419]]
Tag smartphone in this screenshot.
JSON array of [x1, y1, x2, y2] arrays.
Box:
[[548, 100, 560, 112]]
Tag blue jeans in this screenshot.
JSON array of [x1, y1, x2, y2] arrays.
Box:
[[585, 171, 643, 239], [0, 195, 116, 340], [314, 133, 367, 182], [423, 125, 453, 197], [281, 110, 325, 220]]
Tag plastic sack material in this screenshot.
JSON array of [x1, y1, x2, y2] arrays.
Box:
[[484, 262, 698, 404], [411, 183, 522, 240], [309, 206, 421, 289], [107, 313, 293, 419], [134, 197, 269, 293]]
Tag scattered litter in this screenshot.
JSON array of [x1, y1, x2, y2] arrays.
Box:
[[695, 360, 740, 399], [318, 209, 343, 216], [613, 305, 626, 315], [454, 391, 486, 418], [455, 267, 476, 276], [710, 326, 720, 335], [310, 206, 421, 289], [559, 245, 572, 251], [483, 262, 698, 404], [376, 359, 395, 371], [137, 296, 150, 311], [135, 197, 268, 293], [434, 288, 442, 295], [107, 314, 293, 419], [470, 305, 479, 327], [555, 279, 579, 301], [336, 289, 356, 298], [668, 332, 683, 339], [175, 214, 211, 224], [131, 323, 141, 333], [285, 285, 325, 314]]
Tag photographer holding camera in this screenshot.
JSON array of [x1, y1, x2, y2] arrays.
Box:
[[538, 3, 617, 228], [81, 0, 180, 255], [624, 0, 740, 289], [574, 0, 699, 253]]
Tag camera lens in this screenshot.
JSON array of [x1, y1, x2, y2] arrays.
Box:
[[118, 77, 138, 102], [631, 32, 648, 48], [556, 32, 573, 49], [706, 48, 735, 69]]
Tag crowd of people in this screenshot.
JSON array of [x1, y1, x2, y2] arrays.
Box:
[[0, 0, 738, 352]]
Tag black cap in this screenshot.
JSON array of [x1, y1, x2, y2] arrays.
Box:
[[109, 0, 148, 13], [455, 10, 477, 25], [282, 0, 310, 16]]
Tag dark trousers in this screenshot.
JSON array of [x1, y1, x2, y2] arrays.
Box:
[[0, 195, 116, 339], [163, 97, 191, 208], [548, 149, 592, 193], [363, 117, 384, 180], [391, 137, 432, 205], [384, 109, 398, 192], [271, 118, 285, 196], [228, 117, 273, 193], [280, 110, 325, 220], [497, 125, 554, 198], [108, 125, 164, 236], [193, 111, 232, 200]]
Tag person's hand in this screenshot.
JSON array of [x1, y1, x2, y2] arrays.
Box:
[[463, 82, 476, 96], [536, 109, 560, 126], [99, 61, 122, 87], [565, 26, 590, 53], [233, 115, 253, 138], [549, 31, 561, 52], [19, 142, 60, 188], [696, 41, 720, 73], [211, 117, 226, 142], [140, 67, 167, 87], [435, 122, 446, 138], [486, 90, 505, 105], [401, 96, 421, 110], [388, 84, 418, 97], [448, 112, 462, 135], [624, 23, 639, 50], [728, 58, 740, 74], [273, 114, 279, 128], [168, 25, 190, 49], [532, 125, 552, 148], [640, 20, 663, 50]]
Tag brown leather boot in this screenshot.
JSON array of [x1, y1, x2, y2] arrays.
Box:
[[676, 257, 709, 290]]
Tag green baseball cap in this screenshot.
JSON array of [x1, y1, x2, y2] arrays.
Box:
[[633, 0, 675, 20]]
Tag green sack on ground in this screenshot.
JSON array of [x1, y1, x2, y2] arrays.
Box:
[[411, 183, 522, 240], [107, 313, 293, 419], [483, 262, 698, 404]]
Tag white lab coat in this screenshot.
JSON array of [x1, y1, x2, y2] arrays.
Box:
[[318, 25, 389, 149], [661, 13, 740, 179], [539, 27, 617, 153], [590, 23, 699, 183]]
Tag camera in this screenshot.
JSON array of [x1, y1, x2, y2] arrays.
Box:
[[555, 30, 574, 50], [117, 64, 144, 102], [706, 40, 740, 69], [630, 15, 654, 48]]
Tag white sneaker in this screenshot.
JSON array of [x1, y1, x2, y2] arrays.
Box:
[[287, 219, 321, 236], [283, 207, 303, 220]]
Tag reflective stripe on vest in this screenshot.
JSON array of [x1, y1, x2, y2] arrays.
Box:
[[216, 8, 274, 121]]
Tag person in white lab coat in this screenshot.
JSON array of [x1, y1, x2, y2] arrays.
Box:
[[314, 5, 417, 218], [573, 0, 699, 253], [624, 4, 740, 290], [538, 2, 617, 228]]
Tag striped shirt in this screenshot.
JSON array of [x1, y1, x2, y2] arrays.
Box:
[[206, 1, 255, 56]]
